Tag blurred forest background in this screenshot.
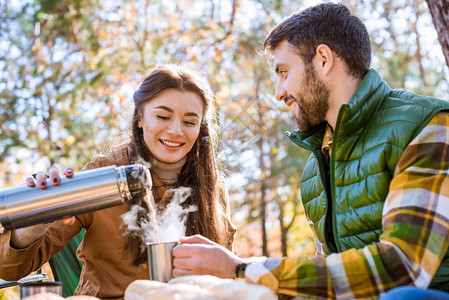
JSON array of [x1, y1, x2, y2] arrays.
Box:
[[1, 0, 449, 297]]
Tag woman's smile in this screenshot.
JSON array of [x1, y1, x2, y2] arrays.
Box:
[[160, 139, 185, 150]]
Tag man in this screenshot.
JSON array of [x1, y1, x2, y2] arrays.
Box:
[[172, 3, 449, 299]]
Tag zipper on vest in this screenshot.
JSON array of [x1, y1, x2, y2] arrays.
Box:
[[329, 105, 349, 253], [318, 152, 337, 254], [287, 130, 338, 253], [329, 150, 341, 252], [306, 148, 337, 253]]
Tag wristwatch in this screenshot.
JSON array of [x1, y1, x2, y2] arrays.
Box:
[[234, 262, 247, 280]]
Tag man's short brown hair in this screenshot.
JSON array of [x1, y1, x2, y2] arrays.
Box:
[[263, 2, 371, 79]]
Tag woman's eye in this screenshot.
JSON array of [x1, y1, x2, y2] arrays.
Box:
[[156, 115, 169, 120], [184, 121, 196, 126], [280, 70, 287, 76]]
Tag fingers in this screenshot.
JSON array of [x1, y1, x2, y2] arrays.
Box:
[[49, 167, 60, 186], [172, 267, 195, 278], [172, 243, 202, 258], [64, 167, 74, 178], [172, 257, 191, 269], [172, 243, 218, 260], [172, 246, 237, 279], [26, 166, 74, 190], [26, 166, 73, 189], [179, 234, 215, 245], [172, 257, 206, 277], [26, 176, 36, 188], [35, 171, 47, 189], [172, 256, 204, 271]]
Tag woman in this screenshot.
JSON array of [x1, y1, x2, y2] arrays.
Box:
[[0, 64, 236, 299]]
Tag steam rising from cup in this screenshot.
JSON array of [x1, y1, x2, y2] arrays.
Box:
[[121, 158, 197, 248]]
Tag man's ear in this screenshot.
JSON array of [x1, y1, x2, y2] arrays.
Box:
[[314, 44, 334, 76]]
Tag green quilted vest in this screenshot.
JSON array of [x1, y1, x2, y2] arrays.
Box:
[[288, 69, 449, 290]]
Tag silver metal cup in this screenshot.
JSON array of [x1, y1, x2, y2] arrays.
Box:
[[146, 241, 179, 282]]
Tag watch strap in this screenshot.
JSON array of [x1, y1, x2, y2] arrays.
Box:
[[234, 262, 247, 280]]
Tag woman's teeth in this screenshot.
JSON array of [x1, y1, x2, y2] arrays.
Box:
[[161, 140, 182, 147]]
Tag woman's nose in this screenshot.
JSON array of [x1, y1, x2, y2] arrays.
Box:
[[167, 121, 183, 136]]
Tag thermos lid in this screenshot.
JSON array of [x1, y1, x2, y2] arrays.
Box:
[[125, 164, 149, 199]]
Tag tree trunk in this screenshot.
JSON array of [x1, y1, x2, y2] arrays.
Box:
[[278, 198, 298, 257], [257, 104, 268, 257], [425, 0, 449, 67], [260, 178, 268, 256], [279, 203, 288, 257], [255, 79, 268, 257], [256, 126, 268, 256], [412, 1, 428, 88]]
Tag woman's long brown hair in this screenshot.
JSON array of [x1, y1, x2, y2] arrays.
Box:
[[126, 64, 235, 265]]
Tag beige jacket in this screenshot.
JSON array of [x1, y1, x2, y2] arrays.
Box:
[[0, 144, 235, 299]]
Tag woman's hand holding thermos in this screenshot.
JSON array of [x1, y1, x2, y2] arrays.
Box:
[[25, 167, 77, 226], [9, 167, 78, 249]]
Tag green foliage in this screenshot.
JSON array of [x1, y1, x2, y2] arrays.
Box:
[[0, 0, 110, 171]]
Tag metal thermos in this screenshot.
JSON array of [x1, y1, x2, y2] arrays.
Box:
[[0, 164, 149, 230]]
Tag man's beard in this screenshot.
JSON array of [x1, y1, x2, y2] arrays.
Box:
[[292, 64, 330, 134]]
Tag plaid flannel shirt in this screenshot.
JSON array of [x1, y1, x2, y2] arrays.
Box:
[[244, 111, 449, 299]]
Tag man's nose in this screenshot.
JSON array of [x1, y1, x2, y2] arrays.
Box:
[[167, 120, 183, 136], [275, 86, 287, 102]]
